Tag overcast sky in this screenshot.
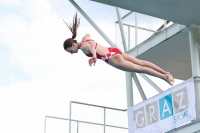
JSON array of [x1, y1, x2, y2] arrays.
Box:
[[0, 0, 183, 133]]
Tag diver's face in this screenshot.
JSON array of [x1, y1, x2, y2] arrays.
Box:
[[66, 43, 78, 54]]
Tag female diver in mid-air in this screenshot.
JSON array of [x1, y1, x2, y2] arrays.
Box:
[[63, 13, 174, 86]]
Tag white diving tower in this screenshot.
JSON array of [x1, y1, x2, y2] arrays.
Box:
[[69, 0, 200, 133]]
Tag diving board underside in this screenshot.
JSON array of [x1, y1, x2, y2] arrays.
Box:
[[135, 32, 193, 81], [91, 0, 200, 26], [126, 24, 200, 80]]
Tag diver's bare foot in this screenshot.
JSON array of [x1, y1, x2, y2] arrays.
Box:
[[165, 74, 174, 86], [165, 72, 174, 82]]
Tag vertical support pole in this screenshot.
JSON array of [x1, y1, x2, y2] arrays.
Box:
[[195, 77, 200, 120], [69, 0, 116, 47], [128, 26, 130, 50], [189, 29, 200, 76], [116, 7, 133, 107], [116, 7, 127, 52], [69, 101, 72, 133], [132, 73, 147, 100], [189, 28, 200, 119], [126, 72, 134, 107], [104, 108, 106, 133], [135, 12, 138, 47]]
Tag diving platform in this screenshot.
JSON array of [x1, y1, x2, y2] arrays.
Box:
[[127, 23, 191, 80]]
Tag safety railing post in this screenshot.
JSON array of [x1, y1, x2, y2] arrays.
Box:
[[104, 108, 106, 133], [77, 121, 79, 133], [69, 101, 72, 133], [44, 116, 46, 133]]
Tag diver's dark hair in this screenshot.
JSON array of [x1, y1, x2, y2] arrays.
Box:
[[63, 12, 80, 50]]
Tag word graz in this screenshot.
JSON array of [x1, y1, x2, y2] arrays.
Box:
[[134, 87, 188, 129]]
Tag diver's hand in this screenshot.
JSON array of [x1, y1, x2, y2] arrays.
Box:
[[88, 56, 97, 66]]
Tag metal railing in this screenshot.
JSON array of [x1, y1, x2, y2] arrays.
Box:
[[115, 11, 173, 51], [44, 101, 128, 133], [69, 101, 128, 133]]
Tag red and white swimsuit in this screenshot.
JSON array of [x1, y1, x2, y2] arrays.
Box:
[[81, 39, 122, 63]]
